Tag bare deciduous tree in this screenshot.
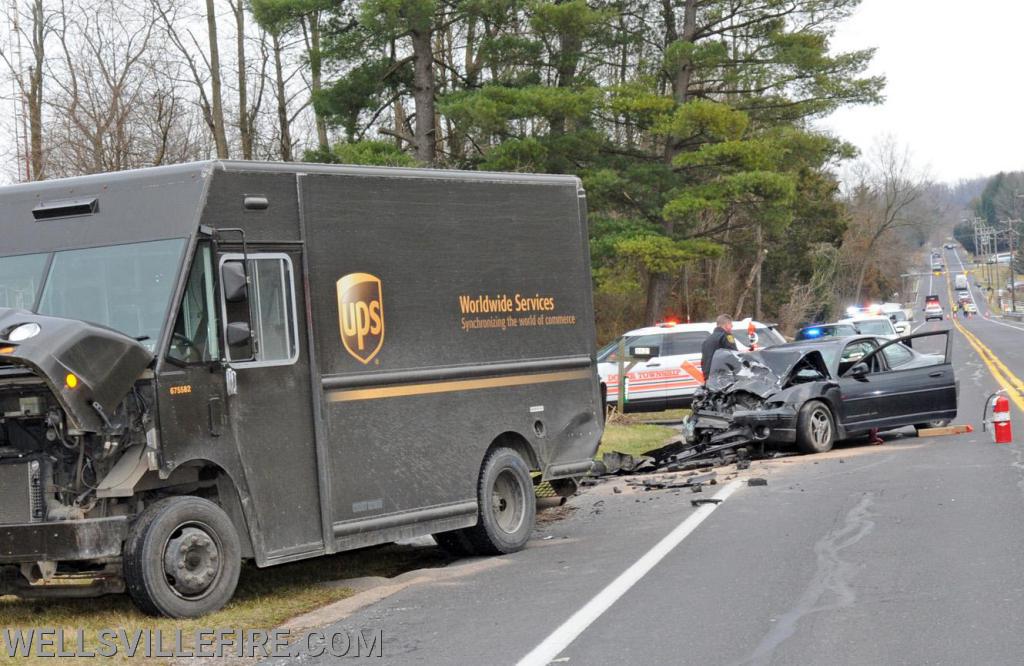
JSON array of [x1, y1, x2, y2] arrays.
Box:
[[846, 137, 931, 302]]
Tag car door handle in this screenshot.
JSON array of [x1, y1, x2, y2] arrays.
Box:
[[646, 363, 661, 367], [928, 371, 943, 378]]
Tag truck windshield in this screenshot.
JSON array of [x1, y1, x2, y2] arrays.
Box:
[[0, 253, 49, 310], [0, 239, 185, 351]]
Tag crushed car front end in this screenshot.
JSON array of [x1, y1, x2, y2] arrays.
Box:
[[684, 348, 836, 448]]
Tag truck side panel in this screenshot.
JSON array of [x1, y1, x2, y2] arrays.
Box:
[[298, 173, 601, 536]]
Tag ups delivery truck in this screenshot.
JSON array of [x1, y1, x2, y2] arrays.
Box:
[[0, 161, 602, 617]]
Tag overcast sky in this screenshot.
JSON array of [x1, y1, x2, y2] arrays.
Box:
[[817, 0, 1023, 183]]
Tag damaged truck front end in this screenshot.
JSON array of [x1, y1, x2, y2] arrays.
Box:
[[685, 349, 836, 448], [0, 309, 155, 597]]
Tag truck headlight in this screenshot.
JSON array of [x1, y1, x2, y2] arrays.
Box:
[[7, 323, 40, 342]]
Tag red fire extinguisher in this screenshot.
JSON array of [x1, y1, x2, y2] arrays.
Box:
[[984, 392, 1013, 444]]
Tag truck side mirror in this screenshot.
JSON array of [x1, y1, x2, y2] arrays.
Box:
[[222, 261, 248, 303], [629, 345, 660, 360], [226, 321, 252, 347]]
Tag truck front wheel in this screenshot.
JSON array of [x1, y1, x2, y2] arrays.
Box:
[[124, 496, 241, 618], [461, 447, 536, 555]]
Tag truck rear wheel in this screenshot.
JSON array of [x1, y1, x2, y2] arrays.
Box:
[[461, 447, 536, 555], [124, 496, 241, 618]]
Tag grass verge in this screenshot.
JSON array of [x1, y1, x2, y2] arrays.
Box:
[[0, 543, 454, 664], [597, 422, 676, 458]]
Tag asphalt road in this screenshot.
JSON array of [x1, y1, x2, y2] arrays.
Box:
[[267, 246, 1024, 665]]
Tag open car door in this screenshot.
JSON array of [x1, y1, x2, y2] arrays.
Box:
[[841, 330, 957, 431]]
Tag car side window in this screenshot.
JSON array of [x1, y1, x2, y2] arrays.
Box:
[[881, 343, 913, 369], [662, 332, 709, 356], [839, 340, 879, 376]]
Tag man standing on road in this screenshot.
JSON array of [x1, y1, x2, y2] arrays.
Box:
[[700, 314, 738, 384], [951, 302, 959, 319]]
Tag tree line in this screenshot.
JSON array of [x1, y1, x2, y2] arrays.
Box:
[[2, 0, 949, 340]]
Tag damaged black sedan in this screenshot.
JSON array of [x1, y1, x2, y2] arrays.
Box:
[[684, 331, 957, 454]]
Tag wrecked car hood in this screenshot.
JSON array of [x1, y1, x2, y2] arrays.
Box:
[[705, 348, 830, 397], [0, 308, 153, 432]]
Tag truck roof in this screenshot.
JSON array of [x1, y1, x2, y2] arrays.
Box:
[[0, 161, 583, 258], [0, 160, 582, 197]]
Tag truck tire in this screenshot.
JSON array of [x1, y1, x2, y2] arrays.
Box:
[[124, 496, 241, 618], [795, 401, 835, 454], [460, 447, 536, 555]]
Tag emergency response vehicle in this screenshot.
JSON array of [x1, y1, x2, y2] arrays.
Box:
[[0, 161, 602, 617], [597, 319, 784, 412]]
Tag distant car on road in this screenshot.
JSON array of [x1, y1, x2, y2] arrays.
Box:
[[964, 302, 978, 314], [924, 295, 944, 321], [795, 323, 858, 341], [886, 309, 911, 335], [944, 243, 955, 250], [838, 315, 899, 339]]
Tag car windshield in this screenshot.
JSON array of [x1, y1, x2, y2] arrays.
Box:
[[889, 311, 907, 322], [854, 319, 893, 335], [0, 239, 186, 351]]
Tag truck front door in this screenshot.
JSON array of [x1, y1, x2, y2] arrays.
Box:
[[218, 250, 324, 563]]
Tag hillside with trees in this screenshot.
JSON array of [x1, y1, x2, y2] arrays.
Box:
[[2, 0, 951, 339]]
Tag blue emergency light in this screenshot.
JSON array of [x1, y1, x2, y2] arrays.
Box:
[[804, 327, 823, 338]]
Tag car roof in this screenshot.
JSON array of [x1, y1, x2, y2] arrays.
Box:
[[838, 315, 893, 323], [618, 318, 769, 337], [780, 335, 869, 348]]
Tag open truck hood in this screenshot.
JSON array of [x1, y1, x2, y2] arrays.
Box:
[[705, 348, 830, 398], [0, 308, 153, 433]]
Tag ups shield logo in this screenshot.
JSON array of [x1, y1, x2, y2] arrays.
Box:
[[337, 273, 384, 364]]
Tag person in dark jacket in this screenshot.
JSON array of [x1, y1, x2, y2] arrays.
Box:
[[700, 314, 738, 384]]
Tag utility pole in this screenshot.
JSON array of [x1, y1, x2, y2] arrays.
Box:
[[1007, 219, 1020, 312]]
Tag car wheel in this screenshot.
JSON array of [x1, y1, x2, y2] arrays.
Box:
[[458, 447, 536, 555], [123, 496, 241, 618], [796, 401, 835, 454], [914, 419, 949, 434]]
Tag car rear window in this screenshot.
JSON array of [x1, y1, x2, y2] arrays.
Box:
[[854, 319, 894, 335]]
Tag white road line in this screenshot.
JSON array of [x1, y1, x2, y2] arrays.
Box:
[[517, 480, 743, 666]]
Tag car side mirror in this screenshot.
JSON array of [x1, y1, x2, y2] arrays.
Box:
[[849, 362, 869, 378], [222, 261, 248, 303]]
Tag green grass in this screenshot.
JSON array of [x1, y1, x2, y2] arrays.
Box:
[[597, 422, 676, 458], [0, 543, 454, 663], [636, 408, 690, 422]]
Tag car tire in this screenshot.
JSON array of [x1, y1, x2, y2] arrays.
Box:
[[124, 496, 241, 618], [458, 447, 536, 555], [914, 419, 950, 433], [796, 401, 835, 454]]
